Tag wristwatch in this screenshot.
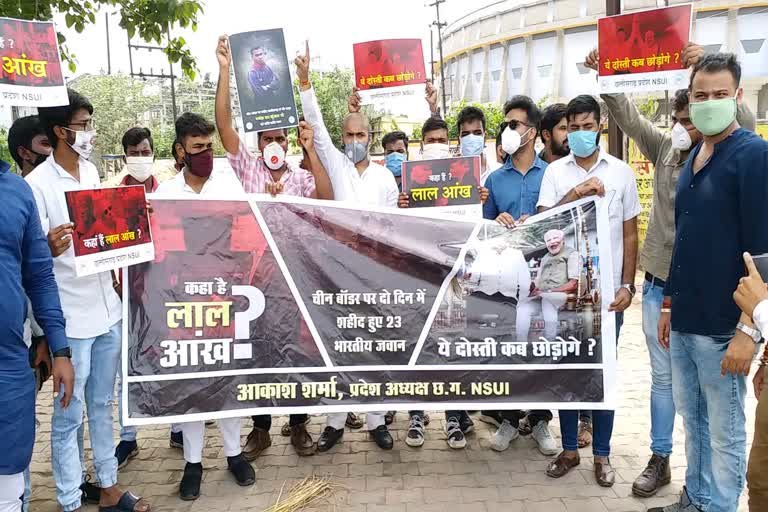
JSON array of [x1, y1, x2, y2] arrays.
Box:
[[52, 347, 72, 358], [736, 322, 763, 343], [621, 283, 636, 295]]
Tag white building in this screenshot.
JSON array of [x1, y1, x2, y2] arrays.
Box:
[[439, 0, 768, 118]]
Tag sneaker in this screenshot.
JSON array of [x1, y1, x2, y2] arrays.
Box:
[[79, 475, 101, 505], [459, 412, 474, 434], [445, 417, 466, 449], [405, 414, 426, 447], [242, 426, 272, 462], [227, 453, 256, 486], [648, 488, 702, 512], [179, 462, 203, 501], [490, 419, 519, 452], [633, 454, 671, 497], [478, 410, 504, 427], [169, 430, 184, 449], [531, 421, 558, 455], [115, 440, 139, 469]]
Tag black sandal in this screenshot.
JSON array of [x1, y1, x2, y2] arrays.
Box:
[[98, 491, 151, 512]]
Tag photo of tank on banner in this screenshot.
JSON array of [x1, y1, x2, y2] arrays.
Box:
[[122, 195, 616, 425]]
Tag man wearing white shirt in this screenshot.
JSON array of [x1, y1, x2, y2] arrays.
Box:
[[295, 42, 396, 452], [29, 89, 150, 512], [155, 112, 254, 501], [536, 95, 640, 488], [733, 252, 768, 511]]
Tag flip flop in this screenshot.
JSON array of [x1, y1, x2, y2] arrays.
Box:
[[98, 491, 151, 512]]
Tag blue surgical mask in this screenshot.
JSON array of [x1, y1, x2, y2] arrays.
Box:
[[460, 134, 485, 157], [567, 130, 599, 158], [385, 152, 405, 177]]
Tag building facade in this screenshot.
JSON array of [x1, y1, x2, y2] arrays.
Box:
[[440, 0, 768, 118]]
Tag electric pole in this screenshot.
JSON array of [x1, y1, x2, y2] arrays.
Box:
[[605, 0, 624, 159], [127, 22, 178, 121], [429, 0, 448, 116], [429, 25, 435, 84]]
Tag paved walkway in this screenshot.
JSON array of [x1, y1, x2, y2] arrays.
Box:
[[27, 296, 758, 511]]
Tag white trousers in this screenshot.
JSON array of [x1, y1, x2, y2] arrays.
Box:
[[182, 418, 242, 464], [516, 292, 568, 342], [0, 473, 23, 512], [326, 412, 386, 430]]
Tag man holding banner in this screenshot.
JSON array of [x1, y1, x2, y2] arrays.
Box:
[[296, 41, 398, 451]]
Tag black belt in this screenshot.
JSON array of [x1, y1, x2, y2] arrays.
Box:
[[644, 272, 666, 288]]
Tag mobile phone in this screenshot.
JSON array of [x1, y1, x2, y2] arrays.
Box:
[[751, 253, 768, 282]]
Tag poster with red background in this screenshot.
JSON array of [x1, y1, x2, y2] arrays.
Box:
[[65, 186, 154, 277], [0, 17, 67, 106], [353, 39, 426, 91], [597, 5, 692, 93]]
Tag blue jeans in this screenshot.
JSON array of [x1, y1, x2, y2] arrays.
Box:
[[560, 312, 623, 457], [116, 364, 136, 442], [52, 321, 122, 511], [642, 278, 675, 457], [671, 331, 748, 512]]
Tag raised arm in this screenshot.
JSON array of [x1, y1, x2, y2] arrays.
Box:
[[295, 41, 348, 175], [298, 121, 334, 200], [215, 35, 241, 156]]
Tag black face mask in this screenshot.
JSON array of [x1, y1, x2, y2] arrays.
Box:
[[25, 148, 48, 168]]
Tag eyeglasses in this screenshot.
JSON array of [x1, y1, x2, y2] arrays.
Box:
[[506, 119, 533, 131], [68, 119, 96, 131]]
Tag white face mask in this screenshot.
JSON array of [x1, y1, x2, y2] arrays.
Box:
[[501, 126, 533, 156], [670, 122, 692, 151], [262, 142, 286, 170], [64, 128, 96, 160], [125, 156, 154, 182], [421, 143, 450, 160]]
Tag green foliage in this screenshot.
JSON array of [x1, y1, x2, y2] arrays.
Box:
[[445, 99, 505, 141], [0, 0, 203, 79], [293, 68, 354, 149], [0, 127, 13, 168], [70, 74, 157, 155], [635, 96, 658, 119]]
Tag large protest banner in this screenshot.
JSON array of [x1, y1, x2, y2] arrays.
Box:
[[353, 38, 426, 107], [403, 156, 482, 218], [65, 186, 154, 277], [0, 17, 67, 106], [228, 29, 298, 133], [123, 196, 616, 425], [597, 4, 692, 94]]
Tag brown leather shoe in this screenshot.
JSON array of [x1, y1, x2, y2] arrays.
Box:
[[290, 424, 316, 456], [546, 451, 580, 478], [632, 454, 671, 497], [594, 458, 616, 487], [243, 427, 271, 461], [577, 419, 593, 448], [346, 412, 364, 429]]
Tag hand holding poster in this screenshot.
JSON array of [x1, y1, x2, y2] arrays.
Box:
[[228, 29, 298, 133], [353, 38, 426, 105], [65, 186, 154, 277], [403, 156, 482, 218], [122, 196, 616, 425], [0, 17, 67, 106], [597, 4, 692, 93]]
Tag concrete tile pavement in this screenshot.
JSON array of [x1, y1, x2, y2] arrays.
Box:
[[27, 296, 759, 511]]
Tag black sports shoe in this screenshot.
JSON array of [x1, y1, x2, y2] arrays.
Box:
[[179, 462, 203, 501], [170, 430, 184, 449], [317, 426, 344, 452], [79, 475, 101, 505], [370, 425, 394, 450], [227, 453, 256, 487], [115, 440, 139, 469]]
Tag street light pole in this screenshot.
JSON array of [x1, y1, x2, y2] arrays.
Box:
[[105, 12, 111, 74], [605, 0, 624, 159], [429, 0, 448, 116]]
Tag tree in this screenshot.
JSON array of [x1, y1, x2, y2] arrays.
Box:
[[0, 0, 203, 79], [0, 127, 13, 169], [70, 74, 158, 155]]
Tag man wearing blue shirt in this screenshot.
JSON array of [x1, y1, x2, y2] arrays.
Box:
[[483, 95, 547, 227], [652, 53, 768, 512], [0, 159, 73, 512]]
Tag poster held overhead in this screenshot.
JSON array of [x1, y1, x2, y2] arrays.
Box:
[[353, 38, 426, 106], [597, 4, 692, 94], [0, 17, 67, 107], [228, 28, 298, 133]]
